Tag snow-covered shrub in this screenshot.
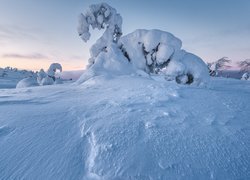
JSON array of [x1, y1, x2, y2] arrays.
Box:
[[37, 69, 47, 85], [16, 63, 63, 88], [238, 59, 250, 81], [207, 57, 231, 76], [119, 29, 181, 73], [77, 3, 209, 85], [119, 29, 209, 85], [40, 63, 62, 86], [161, 51, 209, 85], [47, 63, 62, 80], [241, 72, 249, 80], [16, 77, 39, 88], [40, 76, 55, 86], [238, 59, 250, 73], [55, 78, 63, 84]]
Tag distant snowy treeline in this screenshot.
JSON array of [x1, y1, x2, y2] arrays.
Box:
[[0, 67, 36, 79], [0, 64, 82, 89]]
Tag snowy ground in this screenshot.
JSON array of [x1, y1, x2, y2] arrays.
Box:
[[0, 75, 249, 179], [0, 77, 19, 89]]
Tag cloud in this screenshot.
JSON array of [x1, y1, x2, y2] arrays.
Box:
[[2, 53, 48, 60], [0, 24, 40, 43]]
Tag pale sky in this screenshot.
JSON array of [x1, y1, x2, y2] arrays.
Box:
[[0, 0, 250, 71]]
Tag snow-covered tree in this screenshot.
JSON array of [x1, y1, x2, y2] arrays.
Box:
[[78, 3, 122, 66], [239, 59, 250, 80], [41, 63, 62, 85], [207, 57, 231, 76], [16, 63, 63, 88], [47, 63, 62, 80], [77, 3, 209, 85], [238, 59, 250, 73]]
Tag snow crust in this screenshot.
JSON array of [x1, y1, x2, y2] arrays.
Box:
[[1, 76, 250, 179]]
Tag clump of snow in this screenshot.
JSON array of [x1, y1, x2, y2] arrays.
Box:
[[47, 63, 62, 79], [40, 63, 62, 86], [37, 69, 47, 85], [78, 4, 209, 85], [54, 78, 63, 84], [119, 29, 209, 85], [162, 51, 209, 85], [77, 44, 133, 84], [241, 72, 249, 80], [16, 77, 39, 88]]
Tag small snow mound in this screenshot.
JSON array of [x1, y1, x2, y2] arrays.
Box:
[[16, 77, 39, 88], [76, 44, 133, 84], [119, 29, 182, 72], [162, 51, 209, 85], [241, 72, 249, 80], [40, 76, 55, 86]]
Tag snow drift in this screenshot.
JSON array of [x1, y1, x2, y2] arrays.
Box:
[[1, 75, 250, 179], [77, 3, 209, 85]]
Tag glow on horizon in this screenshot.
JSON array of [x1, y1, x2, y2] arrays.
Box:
[[0, 58, 87, 71]]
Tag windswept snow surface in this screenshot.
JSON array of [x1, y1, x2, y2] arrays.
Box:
[[0, 75, 250, 179]]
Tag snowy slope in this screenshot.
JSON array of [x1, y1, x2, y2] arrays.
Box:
[[0, 75, 250, 179]]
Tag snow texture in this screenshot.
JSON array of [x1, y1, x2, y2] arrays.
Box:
[[0, 75, 250, 179]]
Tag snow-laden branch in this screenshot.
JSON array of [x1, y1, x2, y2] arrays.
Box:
[[78, 3, 122, 65]]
